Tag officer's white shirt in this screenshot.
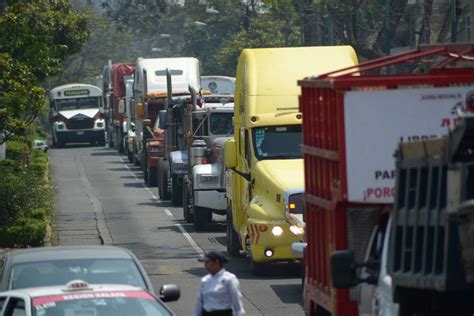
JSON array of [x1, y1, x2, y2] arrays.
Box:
[[193, 268, 245, 316]]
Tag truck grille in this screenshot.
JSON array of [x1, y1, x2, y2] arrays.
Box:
[[66, 115, 94, 130]]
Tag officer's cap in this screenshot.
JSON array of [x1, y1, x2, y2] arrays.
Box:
[[198, 251, 229, 263]]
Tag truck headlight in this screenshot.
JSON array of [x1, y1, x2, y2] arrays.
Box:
[[289, 225, 304, 235], [271, 226, 283, 237], [199, 174, 219, 183]]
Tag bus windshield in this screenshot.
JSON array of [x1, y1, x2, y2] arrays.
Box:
[[55, 97, 101, 111]]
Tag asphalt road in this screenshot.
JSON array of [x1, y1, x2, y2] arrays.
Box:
[[50, 145, 304, 316]]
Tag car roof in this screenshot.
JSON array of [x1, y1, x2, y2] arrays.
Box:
[[1, 283, 146, 298], [5, 246, 134, 264]]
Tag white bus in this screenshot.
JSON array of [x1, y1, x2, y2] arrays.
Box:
[[49, 83, 105, 147]]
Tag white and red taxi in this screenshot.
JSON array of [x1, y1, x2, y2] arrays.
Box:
[[0, 280, 179, 316]]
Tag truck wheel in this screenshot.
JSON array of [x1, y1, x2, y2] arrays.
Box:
[[171, 175, 183, 206], [183, 182, 194, 223], [247, 237, 267, 276], [148, 166, 157, 187], [98, 133, 106, 147], [194, 207, 212, 231], [159, 160, 170, 200], [132, 144, 140, 166], [226, 208, 241, 256], [118, 130, 124, 153], [108, 132, 114, 148], [127, 147, 133, 163]]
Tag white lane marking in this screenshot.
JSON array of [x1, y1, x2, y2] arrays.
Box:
[[175, 224, 204, 255], [118, 154, 202, 254]]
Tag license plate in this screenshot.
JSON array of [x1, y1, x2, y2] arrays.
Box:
[[77, 131, 84, 135]]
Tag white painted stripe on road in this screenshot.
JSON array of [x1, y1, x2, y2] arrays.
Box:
[[118, 153, 204, 257], [175, 223, 204, 256]]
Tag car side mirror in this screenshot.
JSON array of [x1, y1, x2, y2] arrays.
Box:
[[159, 110, 167, 129], [331, 250, 359, 288], [159, 284, 180, 302]]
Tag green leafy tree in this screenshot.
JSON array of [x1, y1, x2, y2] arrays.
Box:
[[0, 0, 89, 143], [0, 54, 45, 142], [215, 17, 301, 76]]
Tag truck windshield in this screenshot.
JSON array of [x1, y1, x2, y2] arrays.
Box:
[[210, 113, 233, 135], [252, 125, 302, 160], [55, 97, 101, 111]]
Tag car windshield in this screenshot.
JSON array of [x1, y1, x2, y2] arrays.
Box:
[[55, 97, 101, 111], [9, 259, 147, 290], [210, 113, 233, 135], [252, 125, 302, 160], [32, 290, 172, 316]]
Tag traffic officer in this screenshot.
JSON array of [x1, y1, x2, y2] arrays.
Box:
[[193, 251, 245, 316]]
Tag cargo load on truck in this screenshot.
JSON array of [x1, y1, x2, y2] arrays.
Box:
[[299, 44, 474, 316], [224, 46, 359, 275], [102, 61, 135, 153]]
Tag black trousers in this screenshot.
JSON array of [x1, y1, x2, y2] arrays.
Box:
[[202, 309, 233, 316]]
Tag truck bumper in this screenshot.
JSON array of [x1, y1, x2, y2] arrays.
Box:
[[57, 130, 104, 143], [247, 219, 304, 263], [147, 155, 160, 167], [291, 242, 306, 259], [194, 190, 227, 212]]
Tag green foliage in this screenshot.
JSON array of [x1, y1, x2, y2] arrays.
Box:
[[0, 217, 47, 248], [0, 54, 46, 142], [215, 17, 301, 76], [102, 0, 167, 35], [0, 139, 52, 248], [0, 0, 90, 142], [0, 0, 90, 81]]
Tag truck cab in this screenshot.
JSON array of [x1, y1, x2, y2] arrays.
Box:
[[132, 57, 200, 185], [183, 94, 234, 230]]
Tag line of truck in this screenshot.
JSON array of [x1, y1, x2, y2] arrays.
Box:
[[49, 43, 474, 316]]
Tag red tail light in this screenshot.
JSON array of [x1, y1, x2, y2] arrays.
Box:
[[201, 159, 208, 164]]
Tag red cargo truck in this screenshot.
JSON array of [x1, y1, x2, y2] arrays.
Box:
[[298, 44, 474, 316], [102, 61, 135, 153]]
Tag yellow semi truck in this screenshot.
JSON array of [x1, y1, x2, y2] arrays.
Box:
[[224, 46, 358, 274]]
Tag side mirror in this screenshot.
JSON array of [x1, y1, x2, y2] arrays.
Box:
[[330, 250, 358, 288], [118, 99, 125, 114], [159, 110, 167, 129], [136, 103, 144, 119], [143, 119, 151, 126], [224, 139, 237, 168], [159, 284, 180, 302]]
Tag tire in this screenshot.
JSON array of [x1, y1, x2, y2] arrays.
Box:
[[118, 130, 124, 153], [247, 237, 267, 276], [226, 208, 241, 256], [251, 259, 267, 276], [171, 175, 183, 206], [127, 147, 133, 162], [133, 143, 140, 166], [183, 180, 194, 223], [194, 206, 212, 231], [148, 166, 157, 187], [98, 133, 106, 147], [159, 160, 170, 200]]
